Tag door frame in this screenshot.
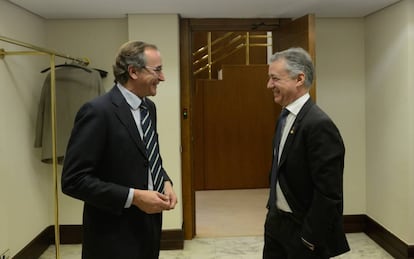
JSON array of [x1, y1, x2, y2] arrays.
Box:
[[179, 18, 291, 240]]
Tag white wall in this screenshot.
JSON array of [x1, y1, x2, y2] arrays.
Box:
[[365, 0, 414, 244], [409, 0, 414, 244], [45, 19, 128, 92], [0, 0, 51, 255], [315, 18, 367, 214]]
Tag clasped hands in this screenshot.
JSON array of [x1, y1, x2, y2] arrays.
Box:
[[132, 181, 177, 214]]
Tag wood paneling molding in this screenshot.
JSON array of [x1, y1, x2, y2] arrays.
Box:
[[187, 18, 291, 31]]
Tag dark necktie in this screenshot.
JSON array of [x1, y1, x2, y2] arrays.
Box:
[[268, 108, 289, 210], [140, 100, 164, 193]]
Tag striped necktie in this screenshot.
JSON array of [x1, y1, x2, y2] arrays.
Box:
[[140, 100, 164, 193]]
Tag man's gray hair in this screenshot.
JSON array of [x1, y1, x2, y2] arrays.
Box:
[[269, 47, 314, 88], [113, 41, 158, 85]]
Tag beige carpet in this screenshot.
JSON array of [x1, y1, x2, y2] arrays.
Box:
[[195, 188, 269, 237]]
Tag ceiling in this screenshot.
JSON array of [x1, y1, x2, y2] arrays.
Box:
[[8, 0, 400, 19]]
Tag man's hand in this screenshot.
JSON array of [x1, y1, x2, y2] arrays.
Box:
[[163, 181, 178, 210], [132, 189, 171, 214]]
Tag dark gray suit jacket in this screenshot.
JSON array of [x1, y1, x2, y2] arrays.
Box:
[[61, 85, 170, 258], [35, 67, 104, 163], [274, 98, 350, 257]]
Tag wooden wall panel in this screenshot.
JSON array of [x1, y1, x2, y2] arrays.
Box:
[[195, 65, 277, 190]]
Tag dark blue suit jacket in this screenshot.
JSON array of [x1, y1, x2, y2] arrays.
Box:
[[62, 85, 170, 258]]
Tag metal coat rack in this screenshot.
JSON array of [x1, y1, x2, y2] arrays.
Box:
[[0, 35, 89, 259]]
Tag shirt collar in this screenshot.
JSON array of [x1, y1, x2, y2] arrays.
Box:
[[285, 93, 310, 116], [116, 83, 143, 110]]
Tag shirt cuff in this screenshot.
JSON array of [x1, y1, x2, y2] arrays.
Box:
[[124, 188, 134, 208], [301, 237, 315, 251]]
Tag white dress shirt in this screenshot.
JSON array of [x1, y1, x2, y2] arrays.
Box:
[[117, 83, 154, 208], [276, 93, 310, 212]]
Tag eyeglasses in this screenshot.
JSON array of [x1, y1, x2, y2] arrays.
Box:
[[145, 65, 163, 74]]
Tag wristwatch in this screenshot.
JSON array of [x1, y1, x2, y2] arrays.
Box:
[[301, 237, 315, 251]]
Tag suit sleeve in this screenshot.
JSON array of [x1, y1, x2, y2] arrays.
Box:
[[301, 116, 345, 247], [61, 102, 129, 215]]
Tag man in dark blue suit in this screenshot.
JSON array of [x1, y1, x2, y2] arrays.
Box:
[[263, 47, 349, 258], [62, 41, 177, 259]]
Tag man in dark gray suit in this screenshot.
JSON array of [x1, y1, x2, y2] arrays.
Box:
[[263, 47, 349, 258], [62, 41, 177, 259]]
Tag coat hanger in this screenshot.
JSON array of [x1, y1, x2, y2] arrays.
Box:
[[40, 61, 92, 73], [40, 61, 108, 78], [93, 68, 108, 78]]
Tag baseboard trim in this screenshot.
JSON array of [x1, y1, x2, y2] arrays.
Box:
[[13, 216, 414, 259], [364, 216, 414, 259], [161, 229, 184, 250], [343, 215, 414, 259], [343, 214, 366, 233], [13, 226, 53, 259], [12, 225, 184, 259], [60, 225, 82, 244]]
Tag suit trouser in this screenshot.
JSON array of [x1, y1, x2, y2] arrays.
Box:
[[263, 209, 329, 259], [82, 212, 162, 259]]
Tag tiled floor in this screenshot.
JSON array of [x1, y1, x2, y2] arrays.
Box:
[[40, 233, 393, 259], [39, 189, 394, 258], [196, 189, 268, 237]]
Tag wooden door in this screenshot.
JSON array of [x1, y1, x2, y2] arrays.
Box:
[[194, 65, 276, 190]]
